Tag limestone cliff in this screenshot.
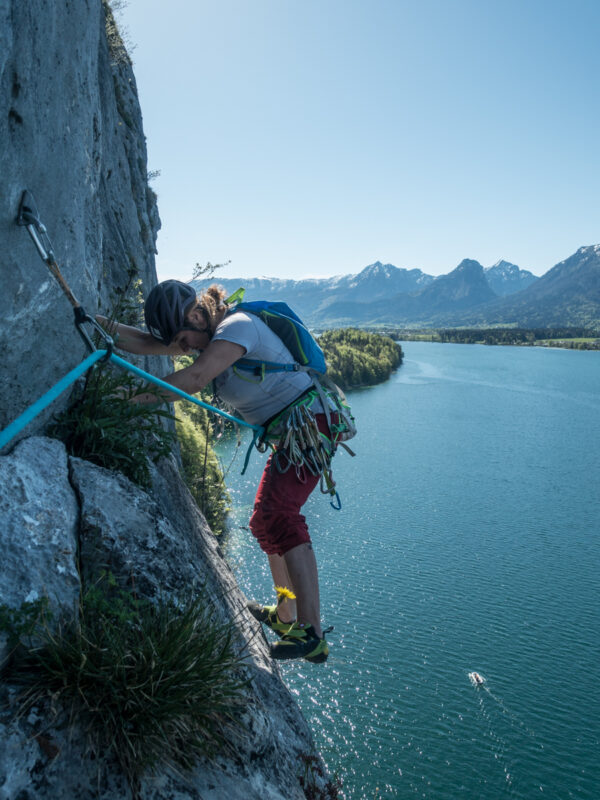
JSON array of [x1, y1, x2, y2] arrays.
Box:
[[0, 3, 323, 798], [0, 0, 163, 433]]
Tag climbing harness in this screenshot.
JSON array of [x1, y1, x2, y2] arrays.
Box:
[[272, 402, 339, 507], [260, 387, 356, 511]]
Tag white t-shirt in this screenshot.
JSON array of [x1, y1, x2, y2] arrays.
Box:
[[211, 311, 315, 426]]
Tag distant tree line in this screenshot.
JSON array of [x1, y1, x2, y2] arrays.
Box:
[[319, 328, 403, 389], [438, 327, 600, 346], [376, 327, 600, 349]]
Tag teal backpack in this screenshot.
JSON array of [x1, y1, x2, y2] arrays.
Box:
[[224, 289, 327, 377]]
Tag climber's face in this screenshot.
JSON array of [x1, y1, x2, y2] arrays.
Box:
[[173, 308, 211, 353]]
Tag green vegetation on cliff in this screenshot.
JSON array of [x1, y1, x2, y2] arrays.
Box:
[[319, 328, 403, 389], [47, 365, 175, 488], [175, 407, 230, 536], [174, 357, 230, 536]]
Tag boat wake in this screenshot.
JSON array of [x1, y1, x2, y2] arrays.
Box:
[[468, 671, 542, 796]]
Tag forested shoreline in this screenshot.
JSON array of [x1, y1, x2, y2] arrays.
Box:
[[376, 327, 600, 350], [318, 328, 403, 389]]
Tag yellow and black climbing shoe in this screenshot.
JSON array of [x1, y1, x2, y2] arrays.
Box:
[[269, 623, 329, 664], [247, 602, 295, 637]]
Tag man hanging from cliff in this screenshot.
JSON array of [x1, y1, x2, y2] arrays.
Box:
[[97, 279, 340, 664]]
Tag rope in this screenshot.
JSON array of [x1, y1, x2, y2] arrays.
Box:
[[0, 350, 107, 449], [107, 354, 262, 433], [0, 350, 263, 453]]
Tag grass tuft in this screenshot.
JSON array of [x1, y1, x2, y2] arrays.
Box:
[[47, 364, 175, 488], [6, 579, 250, 786]]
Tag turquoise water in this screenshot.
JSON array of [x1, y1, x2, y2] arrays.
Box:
[[218, 343, 600, 799]]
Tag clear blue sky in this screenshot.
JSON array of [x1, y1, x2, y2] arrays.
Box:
[[117, 0, 599, 281]]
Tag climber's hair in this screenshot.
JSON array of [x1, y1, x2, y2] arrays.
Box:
[[191, 284, 229, 333]]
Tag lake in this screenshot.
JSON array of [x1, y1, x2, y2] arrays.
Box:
[[218, 342, 600, 800]]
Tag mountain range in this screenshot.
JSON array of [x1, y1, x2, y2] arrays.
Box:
[[191, 246, 600, 329]]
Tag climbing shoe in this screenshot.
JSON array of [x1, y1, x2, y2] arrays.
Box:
[[269, 623, 329, 664], [247, 601, 295, 637]]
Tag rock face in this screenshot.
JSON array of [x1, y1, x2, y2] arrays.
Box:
[[0, 437, 80, 666], [0, 439, 316, 799], [0, 0, 163, 437]]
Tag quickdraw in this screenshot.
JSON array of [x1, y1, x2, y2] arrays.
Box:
[[267, 396, 345, 509], [16, 190, 114, 357]]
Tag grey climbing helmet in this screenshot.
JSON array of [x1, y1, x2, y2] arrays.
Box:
[[144, 280, 197, 344]]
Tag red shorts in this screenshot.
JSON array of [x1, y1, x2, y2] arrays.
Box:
[[249, 413, 330, 556]]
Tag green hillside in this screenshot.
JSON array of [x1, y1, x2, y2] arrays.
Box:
[[319, 329, 403, 389]]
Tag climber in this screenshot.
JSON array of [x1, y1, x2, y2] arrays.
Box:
[[96, 279, 333, 664]]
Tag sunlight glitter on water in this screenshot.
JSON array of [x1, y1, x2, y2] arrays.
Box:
[[218, 343, 600, 799]]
